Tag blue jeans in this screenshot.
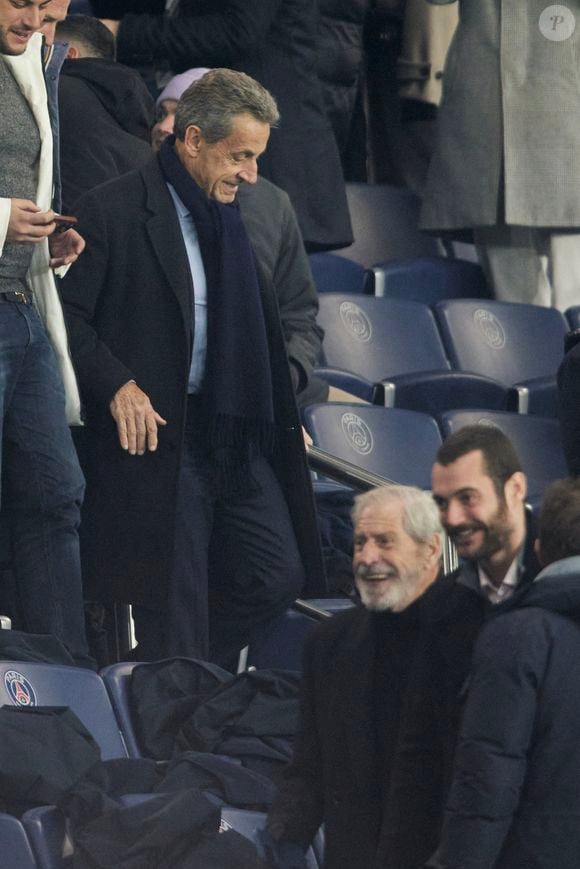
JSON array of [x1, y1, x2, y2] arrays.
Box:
[[0, 301, 91, 666]]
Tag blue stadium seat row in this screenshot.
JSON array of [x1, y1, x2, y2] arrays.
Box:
[[314, 295, 567, 418]]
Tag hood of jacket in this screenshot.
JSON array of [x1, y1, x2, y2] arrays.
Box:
[[510, 556, 580, 621], [60, 57, 154, 141]]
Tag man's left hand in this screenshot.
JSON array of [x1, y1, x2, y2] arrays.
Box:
[[302, 426, 313, 451], [49, 228, 85, 268]]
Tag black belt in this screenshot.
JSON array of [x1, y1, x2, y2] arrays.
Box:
[[0, 290, 33, 305]]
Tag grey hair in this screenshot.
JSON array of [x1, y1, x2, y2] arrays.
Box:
[[174, 68, 279, 143], [352, 485, 443, 549]]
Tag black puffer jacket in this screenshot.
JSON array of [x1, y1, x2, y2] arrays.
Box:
[[432, 559, 580, 869]]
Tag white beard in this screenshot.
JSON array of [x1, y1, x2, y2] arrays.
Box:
[[356, 577, 415, 613]]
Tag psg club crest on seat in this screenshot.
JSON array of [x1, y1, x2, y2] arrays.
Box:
[[4, 671, 37, 707]]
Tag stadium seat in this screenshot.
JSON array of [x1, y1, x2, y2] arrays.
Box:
[[308, 252, 369, 294], [21, 807, 71, 869], [220, 807, 321, 868], [434, 300, 568, 416], [331, 183, 444, 268], [0, 813, 38, 869], [372, 256, 491, 304], [0, 662, 127, 760], [100, 662, 142, 758], [303, 404, 442, 490], [245, 608, 320, 671], [437, 410, 568, 502], [565, 305, 580, 331], [316, 294, 509, 412]]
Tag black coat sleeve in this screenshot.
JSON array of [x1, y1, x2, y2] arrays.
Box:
[[432, 612, 546, 869], [60, 191, 136, 411], [113, 0, 283, 73], [274, 195, 324, 398]]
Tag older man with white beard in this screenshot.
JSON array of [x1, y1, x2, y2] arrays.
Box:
[[264, 484, 486, 869]]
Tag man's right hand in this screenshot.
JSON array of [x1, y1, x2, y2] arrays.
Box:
[[109, 382, 167, 456], [7, 199, 57, 243]]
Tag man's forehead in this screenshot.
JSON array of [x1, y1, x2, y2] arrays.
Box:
[[43, 0, 70, 20], [432, 450, 492, 493], [355, 502, 403, 533]]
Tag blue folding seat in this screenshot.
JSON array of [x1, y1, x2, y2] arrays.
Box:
[[220, 807, 322, 868], [0, 813, 38, 869], [0, 662, 127, 760], [100, 662, 143, 758], [303, 404, 442, 490], [565, 305, 580, 330], [372, 256, 491, 304], [21, 807, 70, 869], [308, 252, 369, 294], [331, 183, 443, 268], [437, 410, 568, 503], [434, 299, 568, 416], [316, 294, 509, 412]]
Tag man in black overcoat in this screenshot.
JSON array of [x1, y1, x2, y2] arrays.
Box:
[[264, 484, 484, 869], [60, 69, 325, 666]]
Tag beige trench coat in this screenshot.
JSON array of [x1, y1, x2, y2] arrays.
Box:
[[421, 0, 580, 231]]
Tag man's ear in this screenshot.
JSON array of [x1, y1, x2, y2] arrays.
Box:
[[183, 125, 203, 156], [66, 45, 81, 60], [505, 470, 527, 505], [424, 532, 442, 569]]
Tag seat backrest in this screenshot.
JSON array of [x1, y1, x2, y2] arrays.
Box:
[[22, 806, 72, 869], [318, 294, 450, 380], [0, 662, 127, 760], [100, 662, 142, 758], [332, 183, 443, 267], [304, 404, 442, 490], [373, 256, 491, 304], [437, 410, 568, 500], [308, 252, 368, 294], [0, 813, 38, 869], [565, 305, 580, 331], [220, 808, 320, 869], [434, 300, 568, 384]]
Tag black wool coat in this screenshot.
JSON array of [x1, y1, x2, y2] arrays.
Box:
[[266, 574, 485, 869], [60, 156, 325, 609], [91, 0, 353, 251]]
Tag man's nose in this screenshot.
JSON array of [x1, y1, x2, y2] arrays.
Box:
[[238, 159, 259, 185], [356, 540, 381, 566], [444, 499, 467, 527], [24, 6, 43, 30]]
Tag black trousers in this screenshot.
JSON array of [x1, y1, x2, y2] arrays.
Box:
[[133, 399, 304, 667]]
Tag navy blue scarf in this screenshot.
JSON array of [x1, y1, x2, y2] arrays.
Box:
[[159, 137, 275, 489]]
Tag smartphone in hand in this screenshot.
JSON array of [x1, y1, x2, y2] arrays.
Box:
[[53, 214, 78, 234]]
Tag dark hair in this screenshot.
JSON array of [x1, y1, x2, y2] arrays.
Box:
[[435, 424, 522, 499], [55, 15, 116, 61], [174, 68, 279, 143], [539, 478, 580, 565]]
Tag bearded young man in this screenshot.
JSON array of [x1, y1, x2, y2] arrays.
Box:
[[264, 484, 485, 869], [431, 424, 540, 604]]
